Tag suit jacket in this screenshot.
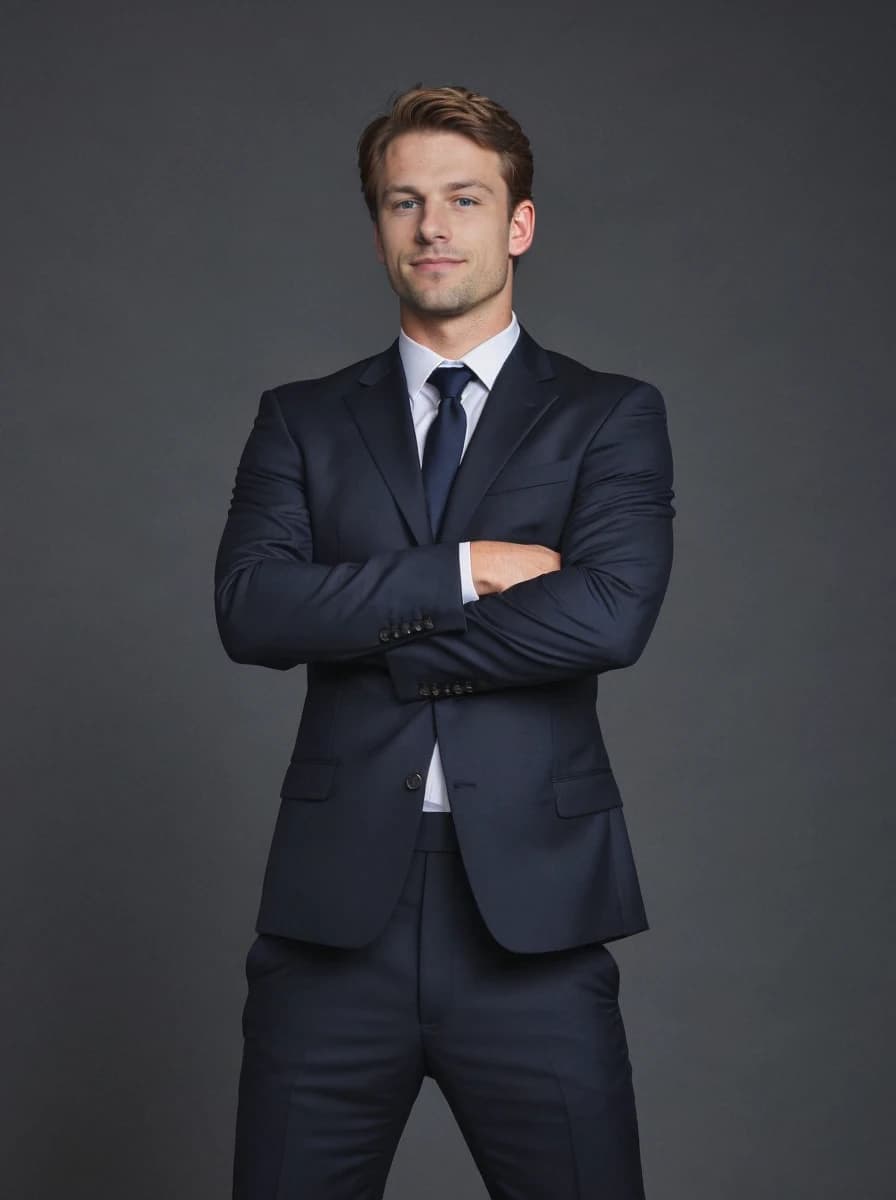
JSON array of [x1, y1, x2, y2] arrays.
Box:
[[214, 324, 675, 952]]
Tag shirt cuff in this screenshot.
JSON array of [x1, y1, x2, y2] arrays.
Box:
[[458, 541, 480, 604]]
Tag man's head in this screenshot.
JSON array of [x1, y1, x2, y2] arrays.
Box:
[[357, 85, 535, 338]]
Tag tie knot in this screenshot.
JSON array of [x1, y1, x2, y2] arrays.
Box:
[[428, 364, 477, 403]]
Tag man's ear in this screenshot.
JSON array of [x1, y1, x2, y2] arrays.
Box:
[[373, 221, 385, 264], [508, 199, 535, 259]]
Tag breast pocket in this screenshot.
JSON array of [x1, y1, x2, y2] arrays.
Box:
[[475, 457, 574, 545], [484, 456, 573, 495]]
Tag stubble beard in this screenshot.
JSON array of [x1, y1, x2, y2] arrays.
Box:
[[393, 258, 509, 320]]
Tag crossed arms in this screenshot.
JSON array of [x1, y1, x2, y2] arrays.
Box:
[[214, 380, 675, 700]]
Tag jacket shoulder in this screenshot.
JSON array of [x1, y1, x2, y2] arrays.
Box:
[[543, 346, 663, 402], [263, 348, 387, 408]]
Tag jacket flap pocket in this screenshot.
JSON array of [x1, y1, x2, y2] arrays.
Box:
[[280, 758, 336, 801], [553, 767, 622, 817], [485, 456, 573, 494]]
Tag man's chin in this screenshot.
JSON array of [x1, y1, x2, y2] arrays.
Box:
[[402, 289, 471, 318]]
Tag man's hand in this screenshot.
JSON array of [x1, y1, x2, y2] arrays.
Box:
[[470, 541, 562, 595]]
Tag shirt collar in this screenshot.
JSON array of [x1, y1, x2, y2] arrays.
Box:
[[398, 311, 520, 400]]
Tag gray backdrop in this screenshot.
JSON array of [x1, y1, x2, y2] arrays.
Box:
[[3, 1, 893, 1196]]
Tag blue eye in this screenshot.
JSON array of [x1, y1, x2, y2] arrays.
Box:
[[392, 196, 477, 210]]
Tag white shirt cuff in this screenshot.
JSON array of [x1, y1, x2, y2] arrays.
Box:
[[458, 541, 479, 604]]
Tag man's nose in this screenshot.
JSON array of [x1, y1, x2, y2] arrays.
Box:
[[415, 204, 449, 242]]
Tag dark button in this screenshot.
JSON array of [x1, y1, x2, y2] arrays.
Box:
[[379, 629, 391, 643], [413, 620, 423, 633], [423, 616, 434, 630], [391, 627, 402, 639], [452, 682, 464, 695], [401, 622, 412, 636], [431, 684, 442, 697], [418, 685, 431, 697], [464, 682, 474, 693], [404, 771, 424, 790]]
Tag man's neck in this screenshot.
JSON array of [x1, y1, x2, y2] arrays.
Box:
[[399, 301, 513, 360]]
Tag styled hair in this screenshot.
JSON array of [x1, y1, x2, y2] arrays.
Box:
[[357, 84, 534, 224]]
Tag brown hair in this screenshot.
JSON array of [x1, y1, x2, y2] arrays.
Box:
[[357, 84, 534, 224]]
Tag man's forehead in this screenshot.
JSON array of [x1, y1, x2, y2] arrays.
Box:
[[379, 132, 504, 192]]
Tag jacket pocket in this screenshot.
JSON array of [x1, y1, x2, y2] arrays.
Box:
[[485, 456, 573, 494], [279, 758, 337, 801], [553, 767, 622, 817]]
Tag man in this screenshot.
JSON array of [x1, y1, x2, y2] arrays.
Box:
[[215, 83, 674, 1200]]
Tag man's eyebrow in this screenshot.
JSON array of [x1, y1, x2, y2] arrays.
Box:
[[444, 179, 494, 193], [382, 179, 495, 198]]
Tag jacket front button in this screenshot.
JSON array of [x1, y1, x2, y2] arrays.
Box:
[[401, 622, 412, 636], [378, 629, 391, 643], [423, 616, 434, 630], [451, 682, 464, 695], [463, 681, 474, 693], [404, 771, 424, 790], [418, 685, 431, 697], [413, 620, 423, 633], [391, 627, 402, 639]]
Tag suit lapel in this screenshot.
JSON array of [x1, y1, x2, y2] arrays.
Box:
[[439, 325, 560, 542], [344, 342, 433, 546], [343, 324, 560, 548]]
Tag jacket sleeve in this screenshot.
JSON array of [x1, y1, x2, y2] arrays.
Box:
[[214, 388, 468, 670], [381, 381, 675, 700]]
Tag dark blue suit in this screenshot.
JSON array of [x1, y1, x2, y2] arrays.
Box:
[[215, 324, 674, 1197]]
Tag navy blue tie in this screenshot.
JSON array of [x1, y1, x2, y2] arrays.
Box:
[[422, 364, 477, 537]]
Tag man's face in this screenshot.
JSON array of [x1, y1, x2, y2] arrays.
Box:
[[373, 130, 533, 321]]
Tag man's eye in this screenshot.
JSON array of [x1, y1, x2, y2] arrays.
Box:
[[456, 197, 477, 207], [395, 199, 418, 209]]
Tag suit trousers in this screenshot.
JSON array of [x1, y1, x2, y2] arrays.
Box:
[[232, 812, 646, 1199]]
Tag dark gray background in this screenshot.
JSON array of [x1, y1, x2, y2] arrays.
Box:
[[3, 1, 893, 1196]]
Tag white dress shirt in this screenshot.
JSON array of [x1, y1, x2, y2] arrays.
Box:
[[398, 310, 521, 812]]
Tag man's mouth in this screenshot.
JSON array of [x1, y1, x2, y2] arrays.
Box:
[[411, 258, 464, 270]]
